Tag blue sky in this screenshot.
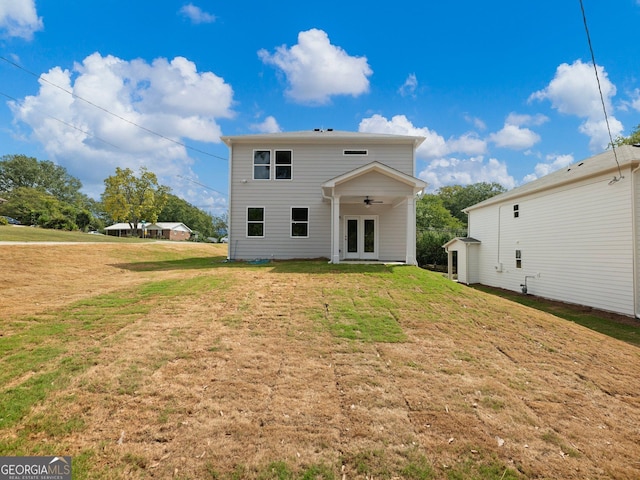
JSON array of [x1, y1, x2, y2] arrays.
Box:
[[1, 1, 639, 215]]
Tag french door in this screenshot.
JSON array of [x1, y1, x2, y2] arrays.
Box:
[[344, 215, 378, 260]]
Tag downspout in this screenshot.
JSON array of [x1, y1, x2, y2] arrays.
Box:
[[321, 187, 335, 263], [632, 164, 640, 318], [227, 143, 233, 260]]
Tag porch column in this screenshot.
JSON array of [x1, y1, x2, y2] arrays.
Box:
[[405, 196, 417, 265], [447, 249, 453, 280], [331, 196, 341, 263]]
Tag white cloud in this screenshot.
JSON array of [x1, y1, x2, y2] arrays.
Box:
[[522, 153, 574, 183], [418, 156, 516, 192], [359, 114, 447, 157], [178, 3, 216, 24], [488, 112, 545, 150], [464, 114, 487, 131], [0, 0, 43, 40], [530, 59, 623, 150], [250, 116, 281, 133], [398, 73, 418, 97], [489, 124, 541, 149], [258, 29, 372, 105], [359, 114, 509, 190], [9, 52, 233, 211], [630, 88, 640, 112], [505, 112, 549, 127], [358, 114, 487, 158]]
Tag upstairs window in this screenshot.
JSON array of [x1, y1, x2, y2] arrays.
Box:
[[291, 207, 309, 237], [247, 207, 265, 237], [253, 150, 270, 180], [513, 204, 520, 218], [275, 150, 292, 180]]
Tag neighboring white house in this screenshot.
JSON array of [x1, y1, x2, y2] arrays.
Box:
[[444, 144, 640, 318], [104, 222, 192, 241], [222, 130, 426, 263]]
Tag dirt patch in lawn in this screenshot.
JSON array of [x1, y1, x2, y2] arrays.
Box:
[[1, 242, 640, 479]]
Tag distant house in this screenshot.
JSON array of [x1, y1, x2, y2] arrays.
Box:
[[104, 222, 192, 241], [444, 144, 640, 318], [222, 130, 426, 263]]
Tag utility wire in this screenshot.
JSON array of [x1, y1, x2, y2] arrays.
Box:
[[0, 90, 123, 151], [0, 55, 229, 162], [578, 0, 623, 182], [177, 174, 228, 197]]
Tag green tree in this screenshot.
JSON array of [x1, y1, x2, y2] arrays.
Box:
[[437, 182, 507, 225], [416, 194, 464, 232], [158, 194, 216, 239], [614, 124, 640, 146], [0, 154, 83, 204], [101, 167, 169, 232], [0, 186, 81, 230]]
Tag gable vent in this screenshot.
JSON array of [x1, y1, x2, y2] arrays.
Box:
[[343, 149, 368, 156]]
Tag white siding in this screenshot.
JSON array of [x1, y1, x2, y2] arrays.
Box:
[[229, 140, 416, 260], [469, 170, 636, 316]]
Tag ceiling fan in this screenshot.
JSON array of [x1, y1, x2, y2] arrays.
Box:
[[364, 196, 383, 207]]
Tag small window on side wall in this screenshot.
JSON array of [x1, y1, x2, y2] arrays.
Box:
[[515, 249, 522, 269], [291, 207, 308, 237], [247, 207, 265, 237], [253, 150, 270, 180], [513, 204, 519, 218]]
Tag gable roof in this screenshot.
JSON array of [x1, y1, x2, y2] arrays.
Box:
[[105, 222, 192, 232], [321, 161, 427, 190], [221, 129, 425, 148], [465, 145, 640, 212]]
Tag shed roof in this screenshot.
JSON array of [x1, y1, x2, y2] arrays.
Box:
[[465, 145, 640, 212]]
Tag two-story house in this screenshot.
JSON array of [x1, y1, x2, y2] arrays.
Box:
[[444, 144, 640, 318], [222, 130, 426, 263]]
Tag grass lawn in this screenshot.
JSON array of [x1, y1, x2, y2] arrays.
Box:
[[0, 225, 152, 243], [1, 242, 639, 479]]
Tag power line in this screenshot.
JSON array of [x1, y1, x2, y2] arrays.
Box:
[[177, 174, 228, 197], [0, 55, 229, 162], [0, 90, 123, 150], [578, 0, 623, 183]]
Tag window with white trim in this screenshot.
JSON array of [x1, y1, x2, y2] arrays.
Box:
[[291, 207, 309, 237], [513, 204, 519, 218], [253, 149, 293, 180], [253, 150, 270, 180], [515, 249, 522, 269], [275, 150, 292, 180], [247, 207, 265, 237]]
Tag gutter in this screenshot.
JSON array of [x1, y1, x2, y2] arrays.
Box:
[[632, 164, 640, 318]]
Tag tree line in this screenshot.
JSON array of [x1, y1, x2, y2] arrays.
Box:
[[415, 182, 506, 268], [0, 154, 227, 240]]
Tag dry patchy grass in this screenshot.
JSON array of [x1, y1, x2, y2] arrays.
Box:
[[1, 242, 639, 479]]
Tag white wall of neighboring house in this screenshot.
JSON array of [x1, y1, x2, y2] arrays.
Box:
[[461, 145, 640, 317]]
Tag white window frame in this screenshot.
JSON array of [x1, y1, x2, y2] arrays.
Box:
[[275, 150, 293, 181], [515, 249, 522, 269], [253, 150, 271, 180], [247, 206, 265, 238], [290, 207, 309, 238], [252, 149, 293, 181]]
